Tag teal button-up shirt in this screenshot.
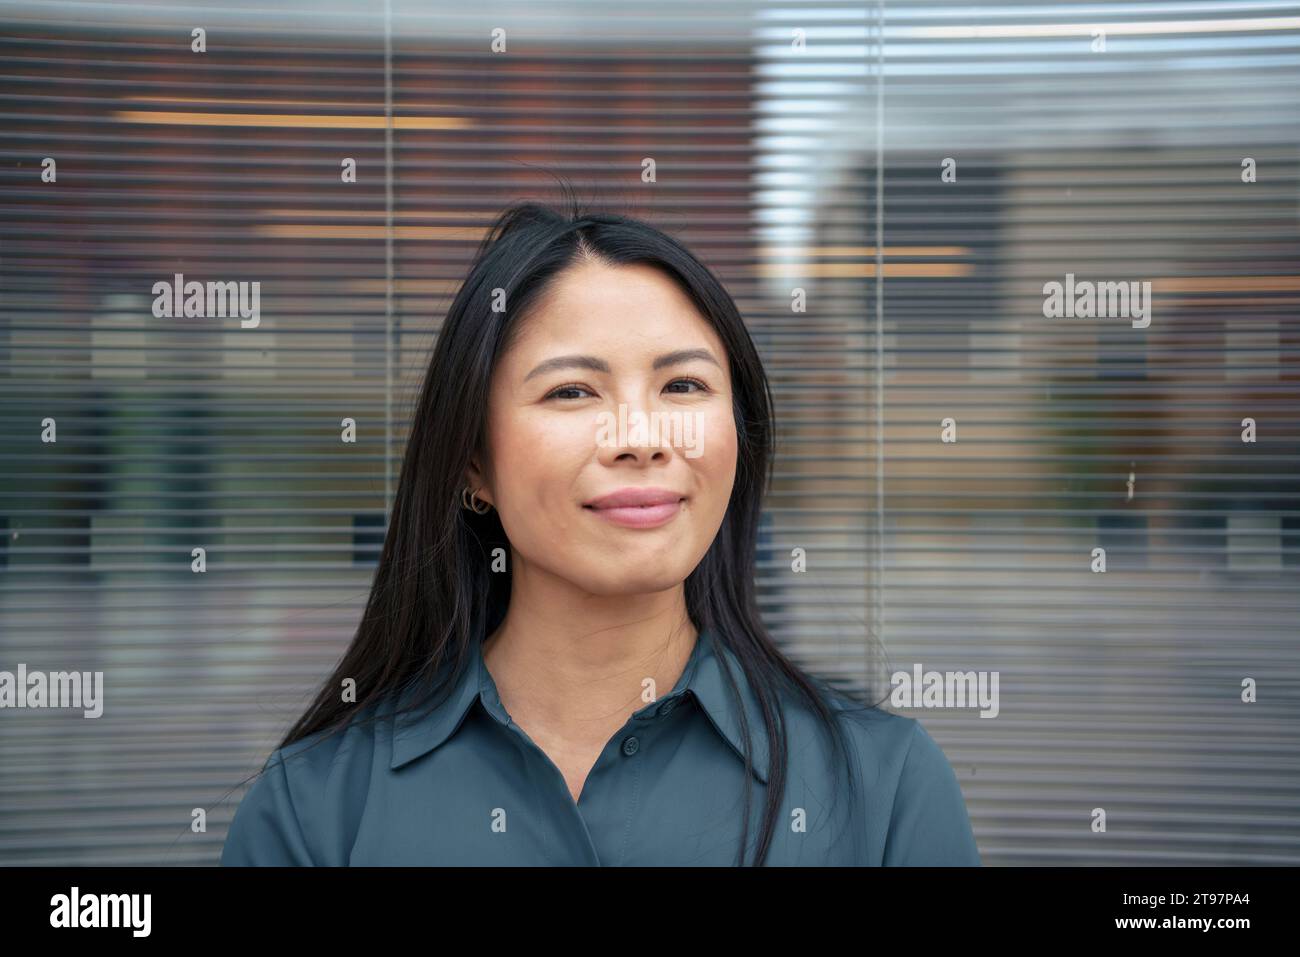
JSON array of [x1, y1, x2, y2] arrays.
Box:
[[221, 628, 980, 866]]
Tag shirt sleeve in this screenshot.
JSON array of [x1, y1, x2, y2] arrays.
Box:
[[220, 750, 315, 866], [882, 720, 981, 866]]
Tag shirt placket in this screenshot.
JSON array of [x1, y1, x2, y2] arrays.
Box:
[[475, 646, 694, 865]]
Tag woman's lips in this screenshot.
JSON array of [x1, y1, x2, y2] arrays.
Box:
[[583, 499, 683, 529]]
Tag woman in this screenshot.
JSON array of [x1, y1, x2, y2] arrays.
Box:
[[221, 196, 981, 866]]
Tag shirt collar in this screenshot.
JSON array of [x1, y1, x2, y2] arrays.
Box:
[[388, 627, 770, 783]]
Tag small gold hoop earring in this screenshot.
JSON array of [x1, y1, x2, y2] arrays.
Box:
[[461, 486, 492, 514]]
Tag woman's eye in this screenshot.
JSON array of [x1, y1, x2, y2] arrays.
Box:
[[666, 377, 709, 394], [545, 384, 593, 400], [545, 378, 709, 401]]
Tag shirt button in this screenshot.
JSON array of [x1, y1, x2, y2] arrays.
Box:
[[657, 699, 676, 717], [621, 736, 640, 756]]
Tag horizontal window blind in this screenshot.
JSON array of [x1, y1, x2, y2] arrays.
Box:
[[874, 1, 1300, 865], [1, 0, 1297, 866]]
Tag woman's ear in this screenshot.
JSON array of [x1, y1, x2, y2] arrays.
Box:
[[463, 457, 494, 506]]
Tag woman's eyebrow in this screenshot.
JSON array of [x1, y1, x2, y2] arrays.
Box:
[[523, 348, 721, 382]]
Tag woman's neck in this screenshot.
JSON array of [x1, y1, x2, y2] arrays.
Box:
[[482, 598, 697, 741]]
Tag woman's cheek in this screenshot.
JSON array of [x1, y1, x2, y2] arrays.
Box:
[[697, 407, 737, 467]]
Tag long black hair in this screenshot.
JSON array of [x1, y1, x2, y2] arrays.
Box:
[[259, 187, 884, 866]]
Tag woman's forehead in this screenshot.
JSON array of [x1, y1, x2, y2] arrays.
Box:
[[506, 268, 720, 360]]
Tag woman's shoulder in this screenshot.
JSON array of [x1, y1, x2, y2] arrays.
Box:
[[799, 684, 980, 865], [265, 692, 395, 786], [807, 683, 959, 787], [220, 695, 394, 866], [790, 682, 923, 784]]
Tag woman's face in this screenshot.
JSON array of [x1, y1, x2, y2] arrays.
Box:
[[467, 258, 738, 597]]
